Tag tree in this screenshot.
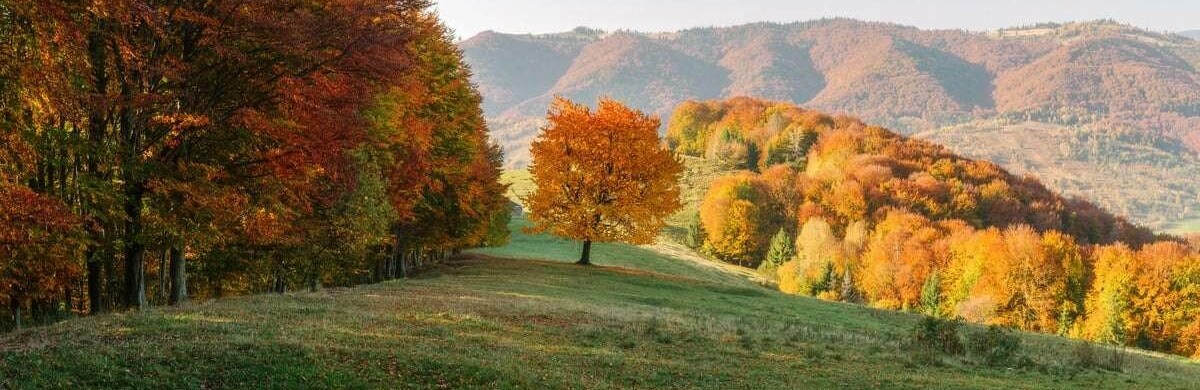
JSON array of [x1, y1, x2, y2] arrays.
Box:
[[793, 218, 841, 296], [744, 142, 761, 172], [921, 270, 943, 318], [526, 97, 682, 265], [759, 228, 794, 279], [700, 174, 772, 266], [0, 183, 84, 327], [0, 1, 510, 322], [763, 228, 795, 269], [1082, 244, 1138, 345], [685, 211, 706, 249], [857, 211, 942, 310]]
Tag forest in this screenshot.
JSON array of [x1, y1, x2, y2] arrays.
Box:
[[0, 0, 510, 328], [670, 97, 1200, 357]]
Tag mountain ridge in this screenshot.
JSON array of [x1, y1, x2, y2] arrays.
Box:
[[462, 19, 1200, 230]]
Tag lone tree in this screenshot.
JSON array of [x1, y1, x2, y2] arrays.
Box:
[[527, 97, 682, 265]]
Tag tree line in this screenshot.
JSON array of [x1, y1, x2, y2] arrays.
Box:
[[672, 97, 1200, 357], [0, 0, 510, 329]]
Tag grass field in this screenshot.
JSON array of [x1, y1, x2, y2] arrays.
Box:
[[1167, 217, 1200, 235], [2, 214, 1198, 389]]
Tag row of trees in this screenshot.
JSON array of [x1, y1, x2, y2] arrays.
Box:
[[678, 98, 1199, 357], [0, 0, 509, 328], [768, 212, 1200, 356]]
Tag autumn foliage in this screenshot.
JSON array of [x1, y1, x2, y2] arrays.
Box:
[[0, 1, 509, 327], [684, 98, 1200, 357], [526, 97, 682, 264]]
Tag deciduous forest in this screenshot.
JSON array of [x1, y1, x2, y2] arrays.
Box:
[[672, 98, 1200, 357], [0, 0, 509, 328]]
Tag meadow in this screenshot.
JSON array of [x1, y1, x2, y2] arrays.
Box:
[[2, 215, 1198, 389]]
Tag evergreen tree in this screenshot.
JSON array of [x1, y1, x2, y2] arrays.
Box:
[[745, 142, 761, 172], [920, 270, 943, 318], [764, 228, 795, 267], [686, 211, 706, 249]]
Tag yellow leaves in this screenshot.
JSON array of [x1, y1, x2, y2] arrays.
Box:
[[699, 173, 771, 266], [525, 97, 682, 246]]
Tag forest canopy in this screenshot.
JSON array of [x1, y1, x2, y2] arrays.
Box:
[[675, 97, 1200, 357], [0, 0, 509, 327]]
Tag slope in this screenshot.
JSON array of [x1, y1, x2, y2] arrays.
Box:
[[3, 222, 1199, 389], [919, 119, 1200, 228], [460, 20, 1200, 230]]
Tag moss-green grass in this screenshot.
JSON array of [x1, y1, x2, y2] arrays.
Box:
[[3, 219, 1199, 389], [472, 214, 753, 287], [1166, 217, 1200, 235]]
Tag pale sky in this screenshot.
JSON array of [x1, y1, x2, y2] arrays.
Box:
[[433, 0, 1200, 40]]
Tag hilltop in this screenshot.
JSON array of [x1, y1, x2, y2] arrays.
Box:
[[461, 19, 1200, 230], [2, 215, 1198, 389]]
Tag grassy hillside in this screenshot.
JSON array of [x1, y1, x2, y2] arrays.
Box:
[[3, 215, 1199, 389], [919, 119, 1200, 231]]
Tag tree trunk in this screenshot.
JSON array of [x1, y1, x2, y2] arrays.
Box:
[[578, 240, 593, 265], [122, 180, 147, 310], [85, 28, 110, 316], [168, 246, 187, 305], [86, 252, 102, 314], [10, 297, 21, 330], [390, 231, 402, 279], [158, 249, 168, 303], [63, 287, 73, 319]]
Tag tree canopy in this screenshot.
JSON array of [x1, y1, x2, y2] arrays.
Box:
[[526, 97, 682, 265]]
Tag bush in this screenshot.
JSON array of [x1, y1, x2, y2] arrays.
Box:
[[966, 325, 1022, 366], [1070, 342, 1128, 372], [905, 317, 963, 364], [914, 317, 964, 355]]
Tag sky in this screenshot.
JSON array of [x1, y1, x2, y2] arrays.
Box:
[[433, 0, 1200, 40]]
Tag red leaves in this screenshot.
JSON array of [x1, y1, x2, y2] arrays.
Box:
[[0, 183, 83, 302]]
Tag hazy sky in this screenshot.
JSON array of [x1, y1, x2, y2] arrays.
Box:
[[433, 0, 1200, 40]]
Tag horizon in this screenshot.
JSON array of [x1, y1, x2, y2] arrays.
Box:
[[434, 0, 1200, 39]]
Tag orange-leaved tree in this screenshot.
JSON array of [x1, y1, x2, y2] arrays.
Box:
[[526, 97, 682, 265]]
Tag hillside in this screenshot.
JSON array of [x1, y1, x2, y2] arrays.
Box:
[[918, 119, 1200, 228], [461, 19, 1200, 230], [3, 216, 1199, 389]]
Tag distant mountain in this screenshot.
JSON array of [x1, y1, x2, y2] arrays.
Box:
[[1181, 30, 1200, 40], [461, 20, 1200, 229]]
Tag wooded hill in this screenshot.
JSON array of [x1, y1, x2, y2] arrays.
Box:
[[669, 97, 1200, 358], [461, 20, 1200, 230]]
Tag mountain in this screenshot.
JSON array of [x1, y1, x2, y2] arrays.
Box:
[[461, 20, 1200, 230], [1181, 30, 1200, 40]]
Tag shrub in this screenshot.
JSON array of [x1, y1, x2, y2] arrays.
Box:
[[1071, 342, 1129, 372], [905, 316, 963, 364], [966, 325, 1022, 366]]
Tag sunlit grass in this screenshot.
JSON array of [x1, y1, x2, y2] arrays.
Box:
[[2, 215, 1198, 389]]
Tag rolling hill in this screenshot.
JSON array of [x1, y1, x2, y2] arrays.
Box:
[[462, 20, 1200, 230], [3, 215, 1198, 389]]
